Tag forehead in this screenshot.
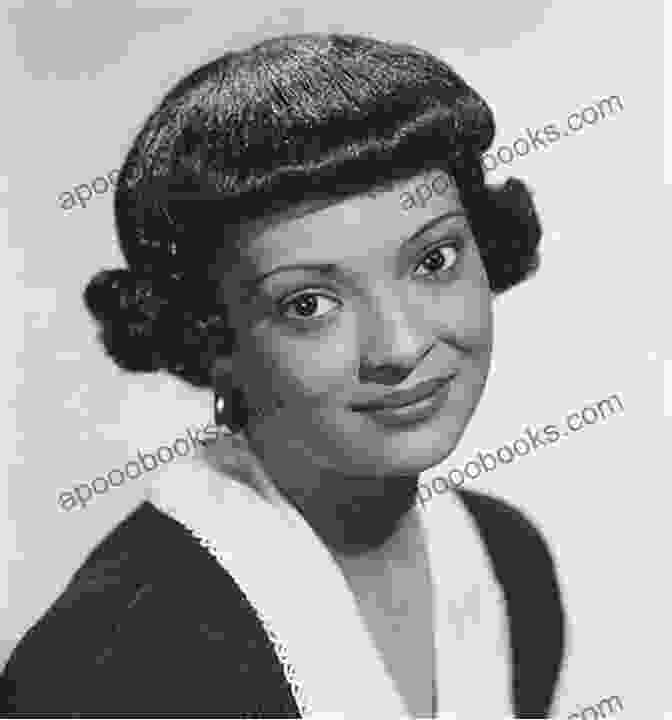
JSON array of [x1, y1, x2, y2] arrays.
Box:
[[233, 169, 464, 273]]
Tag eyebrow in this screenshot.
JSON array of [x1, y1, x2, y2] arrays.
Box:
[[403, 210, 466, 250], [251, 210, 466, 288]]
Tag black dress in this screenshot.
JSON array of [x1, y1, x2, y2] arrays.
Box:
[[1, 489, 566, 718]]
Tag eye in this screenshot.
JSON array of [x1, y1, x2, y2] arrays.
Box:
[[279, 291, 341, 320], [414, 242, 460, 278]]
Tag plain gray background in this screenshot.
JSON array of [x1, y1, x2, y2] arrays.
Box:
[[3, 1, 667, 716]]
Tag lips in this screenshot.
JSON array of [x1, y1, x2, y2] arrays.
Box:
[[350, 375, 456, 412]]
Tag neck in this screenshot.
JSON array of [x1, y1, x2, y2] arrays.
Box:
[[290, 472, 421, 556], [244, 428, 420, 557]]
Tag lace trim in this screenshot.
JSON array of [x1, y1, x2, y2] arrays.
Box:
[[159, 503, 313, 717]]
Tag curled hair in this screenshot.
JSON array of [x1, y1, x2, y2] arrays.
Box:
[[84, 33, 541, 390]]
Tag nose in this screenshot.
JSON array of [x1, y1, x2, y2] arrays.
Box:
[[357, 289, 435, 385]]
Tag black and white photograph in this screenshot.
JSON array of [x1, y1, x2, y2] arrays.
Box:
[[2, 1, 666, 717]]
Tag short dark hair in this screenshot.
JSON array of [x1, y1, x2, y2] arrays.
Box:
[[84, 32, 541, 390]]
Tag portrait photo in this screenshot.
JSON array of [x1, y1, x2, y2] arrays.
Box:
[[3, 1, 665, 717]]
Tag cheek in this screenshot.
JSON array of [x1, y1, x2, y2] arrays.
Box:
[[432, 277, 492, 353], [238, 321, 360, 407], [452, 248, 493, 348]]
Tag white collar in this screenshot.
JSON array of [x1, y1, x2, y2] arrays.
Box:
[[147, 434, 512, 718]]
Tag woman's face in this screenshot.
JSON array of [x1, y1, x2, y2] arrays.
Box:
[[216, 169, 493, 479]]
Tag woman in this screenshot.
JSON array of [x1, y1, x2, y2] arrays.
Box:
[[2, 33, 565, 717]]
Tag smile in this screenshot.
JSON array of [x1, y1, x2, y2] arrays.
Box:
[[350, 375, 457, 428]]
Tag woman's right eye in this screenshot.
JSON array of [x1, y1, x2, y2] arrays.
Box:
[[279, 292, 341, 321]]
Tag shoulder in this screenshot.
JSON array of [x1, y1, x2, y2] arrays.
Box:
[[456, 489, 567, 717], [7, 501, 204, 645], [2, 502, 297, 717]]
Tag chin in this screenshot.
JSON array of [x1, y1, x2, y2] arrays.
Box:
[[305, 412, 468, 481], [373, 423, 465, 478]]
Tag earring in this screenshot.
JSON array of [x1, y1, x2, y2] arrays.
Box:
[[214, 386, 249, 433], [214, 392, 228, 427]]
